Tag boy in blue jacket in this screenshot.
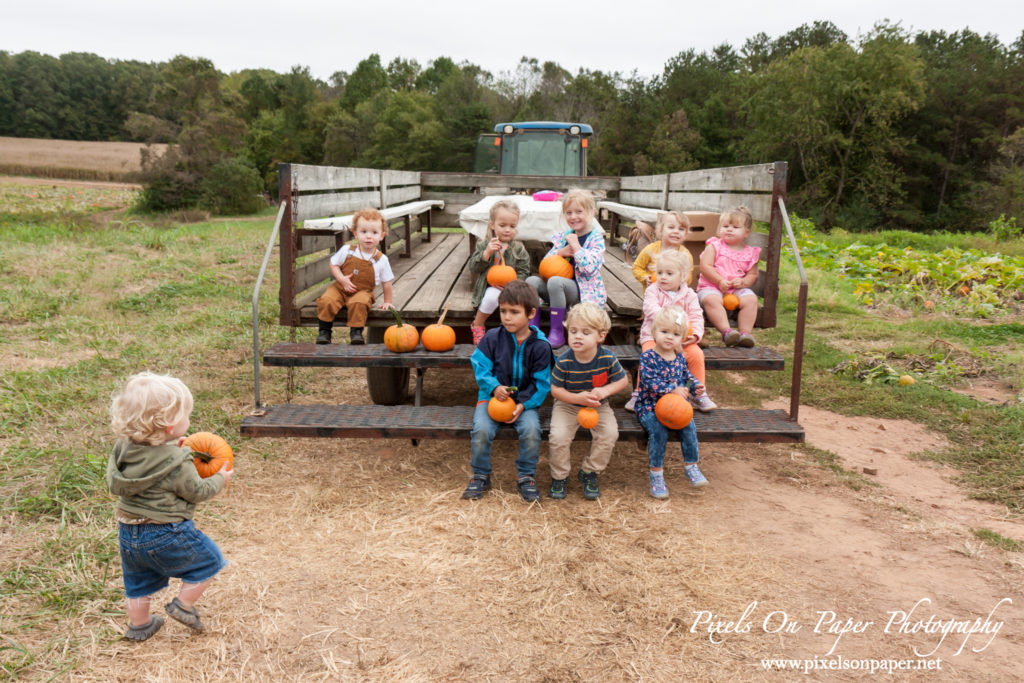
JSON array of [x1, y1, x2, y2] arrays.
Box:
[[462, 280, 553, 502]]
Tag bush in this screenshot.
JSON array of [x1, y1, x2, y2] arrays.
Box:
[[199, 157, 264, 215]]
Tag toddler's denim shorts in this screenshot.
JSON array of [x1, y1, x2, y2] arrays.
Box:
[[118, 519, 227, 598]]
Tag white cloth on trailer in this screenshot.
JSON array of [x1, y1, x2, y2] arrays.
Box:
[[458, 194, 601, 242]]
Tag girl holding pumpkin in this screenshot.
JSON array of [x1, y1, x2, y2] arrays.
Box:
[[631, 210, 694, 291], [526, 189, 607, 348], [468, 200, 531, 345], [697, 206, 761, 347], [635, 306, 709, 498], [107, 372, 233, 641]]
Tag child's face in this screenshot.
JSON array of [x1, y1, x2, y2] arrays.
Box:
[[563, 201, 592, 233], [653, 323, 684, 353], [354, 219, 385, 251], [490, 209, 519, 243], [566, 321, 606, 355], [718, 217, 750, 246], [166, 413, 190, 442], [499, 303, 531, 335], [661, 217, 687, 246], [656, 263, 684, 291]]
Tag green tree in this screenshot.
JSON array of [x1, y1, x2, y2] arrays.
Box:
[[341, 54, 388, 110]]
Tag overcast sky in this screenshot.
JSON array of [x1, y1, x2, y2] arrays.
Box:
[[3, 0, 1022, 81]]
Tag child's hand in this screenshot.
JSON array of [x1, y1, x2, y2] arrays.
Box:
[[337, 273, 357, 293], [217, 461, 234, 484], [493, 385, 511, 402], [505, 403, 524, 424], [176, 436, 187, 447], [564, 234, 581, 252], [693, 384, 706, 397], [579, 390, 602, 407], [484, 238, 503, 259], [717, 278, 730, 293], [730, 277, 745, 289], [644, 275, 654, 285], [682, 334, 699, 346], [378, 301, 394, 311]]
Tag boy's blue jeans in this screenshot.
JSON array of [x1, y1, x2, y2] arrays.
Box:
[[470, 402, 541, 478], [638, 411, 700, 469]]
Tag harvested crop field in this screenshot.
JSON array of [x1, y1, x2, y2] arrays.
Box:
[[0, 136, 166, 181]]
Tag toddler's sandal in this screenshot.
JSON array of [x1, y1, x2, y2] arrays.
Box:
[[125, 615, 164, 641], [166, 597, 205, 631]]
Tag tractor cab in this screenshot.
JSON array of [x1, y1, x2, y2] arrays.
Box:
[[473, 122, 593, 177]]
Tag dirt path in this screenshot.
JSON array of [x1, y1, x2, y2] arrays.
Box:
[[86, 369, 1023, 680]]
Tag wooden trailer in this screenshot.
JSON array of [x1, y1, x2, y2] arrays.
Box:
[[242, 162, 808, 443]]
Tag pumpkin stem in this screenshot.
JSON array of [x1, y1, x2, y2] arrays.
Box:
[[389, 307, 404, 327], [436, 306, 449, 326]]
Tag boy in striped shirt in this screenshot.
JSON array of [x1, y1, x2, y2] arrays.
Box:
[[547, 303, 629, 500]]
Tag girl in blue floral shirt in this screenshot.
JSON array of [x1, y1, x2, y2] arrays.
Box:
[[636, 306, 709, 498]]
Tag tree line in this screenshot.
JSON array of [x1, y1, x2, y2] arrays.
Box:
[[1, 21, 1022, 229]]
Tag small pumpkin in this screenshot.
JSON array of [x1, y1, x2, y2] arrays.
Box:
[[539, 254, 574, 281], [577, 407, 599, 429], [383, 307, 419, 353], [422, 307, 456, 352], [655, 393, 694, 430], [183, 431, 234, 478], [487, 396, 517, 422], [486, 250, 517, 287], [723, 293, 740, 311]]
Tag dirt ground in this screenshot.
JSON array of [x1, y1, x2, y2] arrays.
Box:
[[77, 365, 1024, 681]]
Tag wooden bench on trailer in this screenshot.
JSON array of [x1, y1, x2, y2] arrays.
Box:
[[243, 162, 808, 443]]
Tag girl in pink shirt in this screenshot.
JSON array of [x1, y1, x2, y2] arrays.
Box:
[[697, 207, 761, 347], [626, 249, 716, 412]]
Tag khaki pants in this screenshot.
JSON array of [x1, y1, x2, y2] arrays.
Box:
[[547, 399, 618, 480]]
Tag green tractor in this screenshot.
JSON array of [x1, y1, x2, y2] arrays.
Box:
[[473, 122, 593, 177]]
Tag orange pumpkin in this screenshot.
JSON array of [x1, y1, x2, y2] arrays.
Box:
[[383, 307, 419, 353], [183, 432, 234, 478], [723, 293, 740, 311], [655, 393, 694, 430], [422, 307, 456, 352], [577, 407, 599, 429], [487, 396, 517, 422], [539, 255, 574, 281], [486, 251, 517, 287]]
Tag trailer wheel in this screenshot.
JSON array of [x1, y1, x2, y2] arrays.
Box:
[[366, 326, 409, 405]]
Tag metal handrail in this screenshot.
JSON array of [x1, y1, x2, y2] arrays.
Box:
[[252, 201, 288, 409], [777, 196, 808, 422]]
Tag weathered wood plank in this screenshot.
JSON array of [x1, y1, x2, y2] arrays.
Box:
[[294, 255, 331, 297], [291, 165, 380, 193], [389, 234, 464, 311], [240, 405, 804, 443], [294, 190, 381, 221], [296, 234, 338, 258], [618, 190, 665, 209], [402, 235, 470, 317], [384, 185, 420, 206], [382, 169, 420, 186], [441, 257, 481, 319], [668, 164, 775, 193], [620, 174, 668, 191], [421, 171, 620, 192], [666, 192, 772, 221]]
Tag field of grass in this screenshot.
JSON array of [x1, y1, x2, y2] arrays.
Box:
[[1, 180, 1021, 678], [0, 136, 166, 182]]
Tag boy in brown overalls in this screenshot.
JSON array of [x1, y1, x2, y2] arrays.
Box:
[[316, 208, 395, 345]]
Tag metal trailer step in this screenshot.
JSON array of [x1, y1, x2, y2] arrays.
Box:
[[262, 343, 785, 371], [241, 405, 804, 443]]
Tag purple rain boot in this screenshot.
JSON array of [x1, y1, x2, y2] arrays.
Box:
[[547, 307, 566, 348]]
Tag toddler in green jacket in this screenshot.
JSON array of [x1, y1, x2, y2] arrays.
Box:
[[107, 371, 233, 641]]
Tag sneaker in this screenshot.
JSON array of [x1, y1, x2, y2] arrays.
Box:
[[685, 463, 709, 488], [722, 328, 741, 346], [316, 329, 332, 345], [624, 394, 637, 412], [125, 615, 164, 641], [461, 475, 491, 500], [471, 325, 486, 345], [689, 393, 717, 412], [649, 471, 669, 499], [737, 332, 755, 348], [517, 475, 540, 502], [349, 327, 365, 345], [578, 470, 601, 500], [548, 478, 568, 499]]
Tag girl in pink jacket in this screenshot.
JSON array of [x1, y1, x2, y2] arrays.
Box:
[[627, 249, 716, 412]]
